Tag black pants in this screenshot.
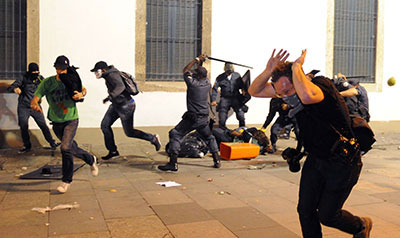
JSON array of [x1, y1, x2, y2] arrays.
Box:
[[52, 119, 94, 183], [101, 100, 155, 152], [218, 97, 245, 129], [168, 115, 218, 157], [17, 105, 55, 148], [297, 154, 363, 237]]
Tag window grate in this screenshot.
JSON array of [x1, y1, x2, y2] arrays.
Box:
[[146, 0, 202, 81], [333, 0, 377, 83], [0, 0, 27, 80]]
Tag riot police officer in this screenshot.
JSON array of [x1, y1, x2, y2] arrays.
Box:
[[333, 73, 360, 118], [348, 78, 370, 122], [211, 63, 247, 129], [158, 54, 221, 172], [262, 98, 298, 153]]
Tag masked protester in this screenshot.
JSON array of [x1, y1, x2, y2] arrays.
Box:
[[90, 61, 161, 160], [249, 49, 372, 238], [158, 54, 221, 172], [7, 63, 59, 153], [211, 63, 247, 129], [31, 55, 99, 194]]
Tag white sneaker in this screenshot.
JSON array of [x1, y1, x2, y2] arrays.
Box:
[[57, 182, 70, 193], [90, 156, 99, 177]]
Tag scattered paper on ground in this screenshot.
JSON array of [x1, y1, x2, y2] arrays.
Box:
[[156, 181, 181, 187], [32, 203, 80, 214]]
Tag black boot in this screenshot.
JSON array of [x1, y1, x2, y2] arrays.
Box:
[[212, 153, 221, 168], [158, 153, 178, 172]]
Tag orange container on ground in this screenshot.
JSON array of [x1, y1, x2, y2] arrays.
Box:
[[220, 142, 260, 160]]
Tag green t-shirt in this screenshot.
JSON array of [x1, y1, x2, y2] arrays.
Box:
[[34, 75, 79, 123]]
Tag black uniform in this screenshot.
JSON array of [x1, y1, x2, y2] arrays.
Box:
[[7, 72, 56, 150], [263, 98, 298, 148], [356, 85, 370, 122], [211, 71, 246, 129], [168, 71, 219, 156], [294, 76, 364, 237], [332, 78, 360, 117]]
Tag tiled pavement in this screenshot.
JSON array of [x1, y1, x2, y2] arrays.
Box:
[[1, 123, 400, 237]]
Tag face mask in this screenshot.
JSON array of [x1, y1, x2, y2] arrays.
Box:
[[95, 69, 103, 79], [283, 93, 304, 118]]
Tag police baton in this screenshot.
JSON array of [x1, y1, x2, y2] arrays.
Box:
[[206, 56, 253, 69]]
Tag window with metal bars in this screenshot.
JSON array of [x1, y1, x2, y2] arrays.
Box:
[[146, 0, 202, 81], [0, 0, 27, 80], [333, 0, 377, 83]]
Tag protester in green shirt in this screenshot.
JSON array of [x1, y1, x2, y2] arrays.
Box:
[[31, 55, 99, 193]]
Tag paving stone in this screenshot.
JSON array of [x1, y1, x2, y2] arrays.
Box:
[[180, 180, 222, 196], [94, 186, 142, 200], [98, 196, 154, 219], [6, 179, 51, 192], [354, 179, 398, 194], [346, 190, 384, 206], [208, 207, 280, 232], [0, 191, 49, 209], [107, 215, 172, 238], [123, 170, 164, 181], [50, 194, 99, 211], [168, 220, 236, 238], [50, 180, 95, 196], [0, 224, 48, 238], [219, 183, 269, 199], [48, 231, 111, 238], [233, 226, 300, 238], [353, 202, 400, 226], [141, 188, 192, 205], [0, 207, 48, 227], [242, 193, 297, 215], [129, 179, 168, 192], [49, 208, 108, 235], [186, 190, 248, 210], [151, 202, 214, 225], [370, 191, 400, 205], [90, 177, 133, 190]]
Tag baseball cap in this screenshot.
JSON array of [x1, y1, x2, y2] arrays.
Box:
[[54, 55, 70, 69], [90, 61, 108, 72]]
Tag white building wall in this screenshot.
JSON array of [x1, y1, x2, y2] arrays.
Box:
[[2, 0, 400, 130]]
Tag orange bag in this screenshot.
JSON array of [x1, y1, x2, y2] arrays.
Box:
[[220, 142, 260, 160]]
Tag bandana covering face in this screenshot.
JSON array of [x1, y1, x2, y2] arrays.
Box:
[[95, 69, 103, 79], [283, 93, 304, 118]]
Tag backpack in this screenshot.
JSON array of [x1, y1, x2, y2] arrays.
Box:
[[120, 71, 140, 96], [350, 115, 375, 154], [165, 132, 209, 158]]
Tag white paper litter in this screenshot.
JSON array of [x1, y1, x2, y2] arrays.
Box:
[[31, 203, 80, 214], [156, 181, 182, 187]]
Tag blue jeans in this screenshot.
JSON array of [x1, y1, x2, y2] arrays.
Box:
[[101, 100, 154, 152], [52, 119, 94, 183], [18, 105, 55, 148], [297, 154, 363, 237]]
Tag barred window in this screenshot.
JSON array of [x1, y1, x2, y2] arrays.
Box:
[[146, 0, 202, 81], [333, 0, 377, 83], [0, 0, 27, 80]]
